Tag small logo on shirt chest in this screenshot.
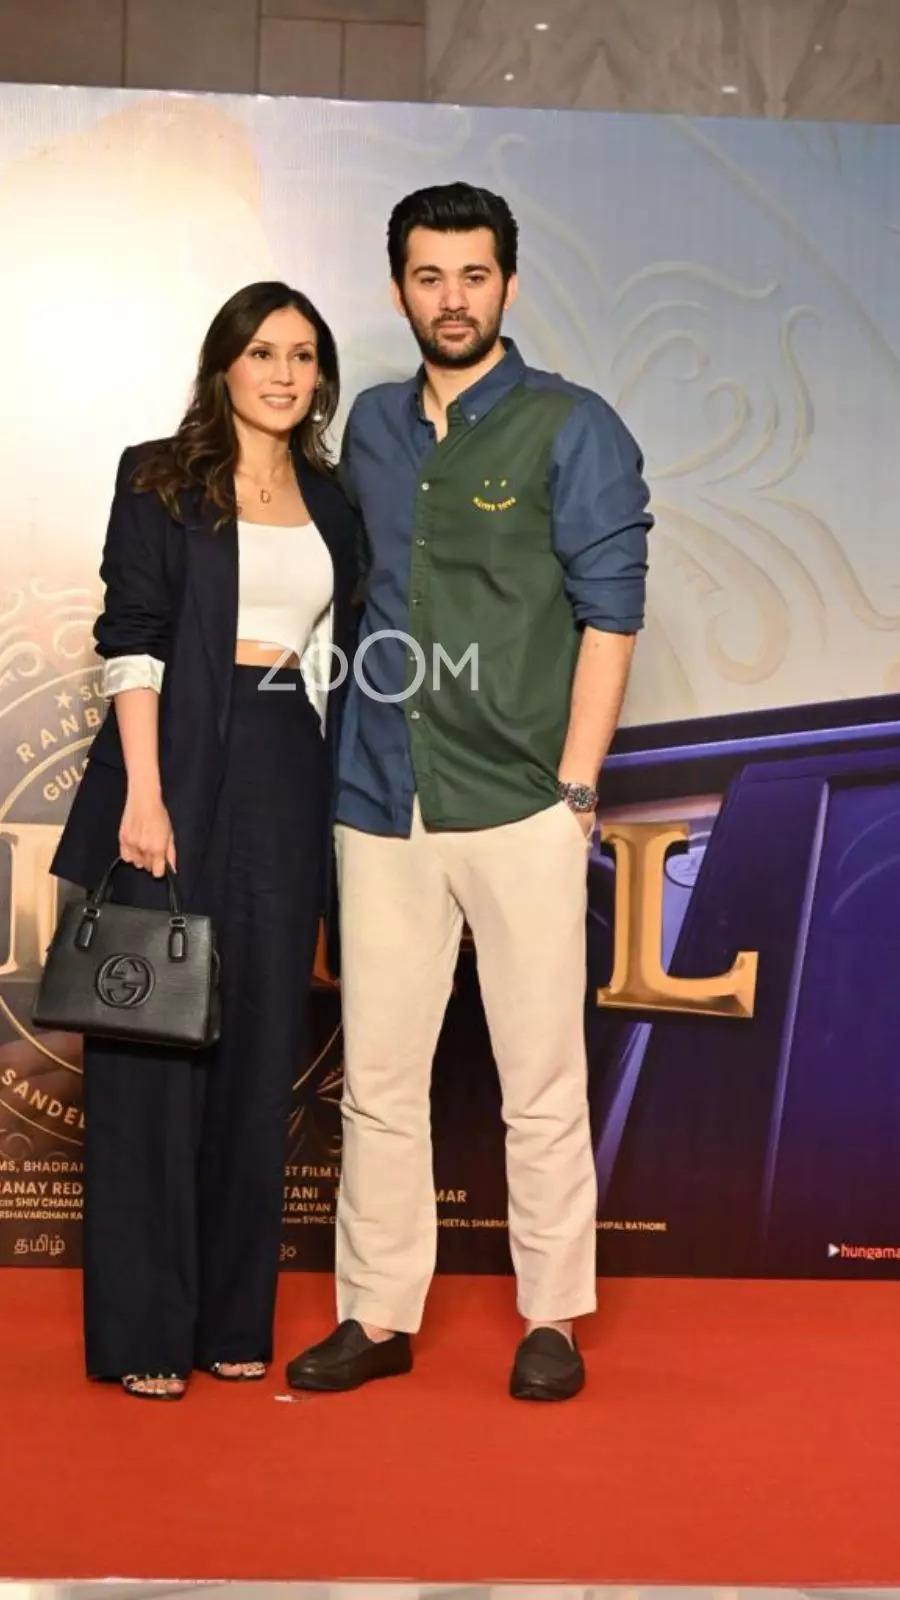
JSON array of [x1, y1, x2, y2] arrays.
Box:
[[472, 477, 517, 512]]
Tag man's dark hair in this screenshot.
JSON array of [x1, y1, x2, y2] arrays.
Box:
[[387, 182, 519, 285]]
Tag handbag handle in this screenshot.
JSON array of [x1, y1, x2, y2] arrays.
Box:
[[75, 857, 190, 961], [89, 856, 183, 916]]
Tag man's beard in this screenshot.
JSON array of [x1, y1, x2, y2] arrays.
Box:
[[404, 302, 504, 370]]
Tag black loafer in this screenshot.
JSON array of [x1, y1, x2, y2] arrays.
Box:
[[509, 1328, 585, 1401], [286, 1319, 413, 1392]]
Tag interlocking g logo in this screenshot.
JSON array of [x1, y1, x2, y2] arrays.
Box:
[[96, 954, 155, 1008], [473, 477, 517, 512]]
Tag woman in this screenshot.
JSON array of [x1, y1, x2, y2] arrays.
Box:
[[51, 281, 360, 1399]]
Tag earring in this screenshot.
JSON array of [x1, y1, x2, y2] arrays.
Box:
[[311, 387, 324, 424]]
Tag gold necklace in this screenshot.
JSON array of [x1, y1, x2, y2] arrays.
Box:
[[237, 459, 291, 505]]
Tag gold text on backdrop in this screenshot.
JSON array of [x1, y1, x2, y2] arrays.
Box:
[[597, 821, 758, 1019]]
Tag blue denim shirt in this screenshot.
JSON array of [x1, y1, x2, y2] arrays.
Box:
[[336, 340, 652, 836]]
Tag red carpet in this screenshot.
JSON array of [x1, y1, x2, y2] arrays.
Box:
[[3, 1269, 900, 1585]]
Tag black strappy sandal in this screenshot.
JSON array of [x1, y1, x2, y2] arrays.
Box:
[[121, 1373, 188, 1400], [203, 1360, 267, 1382]]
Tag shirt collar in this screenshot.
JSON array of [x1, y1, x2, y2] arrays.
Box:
[[410, 338, 526, 427]]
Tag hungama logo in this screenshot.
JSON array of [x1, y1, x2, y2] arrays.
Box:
[[828, 1242, 900, 1261]]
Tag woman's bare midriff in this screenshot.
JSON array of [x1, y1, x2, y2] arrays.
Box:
[[234, 639, 300, 669]]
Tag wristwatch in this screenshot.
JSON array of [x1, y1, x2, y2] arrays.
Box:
[[557, 780, 598, 814]]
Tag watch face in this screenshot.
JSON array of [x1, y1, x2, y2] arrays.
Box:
[[560, 782, 596, 810]]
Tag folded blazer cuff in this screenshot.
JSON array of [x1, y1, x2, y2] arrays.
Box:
[[101, 653, 165, 699]]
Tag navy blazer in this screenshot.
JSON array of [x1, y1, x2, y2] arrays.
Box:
[[52, 439, 361, 961]]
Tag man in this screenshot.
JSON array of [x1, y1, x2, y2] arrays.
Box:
[[287, 182, 652, 1401]]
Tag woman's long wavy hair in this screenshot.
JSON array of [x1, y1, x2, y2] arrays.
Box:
[[133, 281, 340, 523]]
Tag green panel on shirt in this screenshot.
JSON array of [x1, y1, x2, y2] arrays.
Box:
[[404, 383, 580, 829]]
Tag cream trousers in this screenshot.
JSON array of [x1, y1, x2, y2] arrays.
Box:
[[334, 798, 598, 1332]]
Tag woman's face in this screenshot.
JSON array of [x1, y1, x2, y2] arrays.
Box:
[[225, 305, 320, 435]]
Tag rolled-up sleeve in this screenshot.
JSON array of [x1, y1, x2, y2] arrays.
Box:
[[549, 394, 652, 633], [100, 654, 166, 699], [93, 448, 172, 662]]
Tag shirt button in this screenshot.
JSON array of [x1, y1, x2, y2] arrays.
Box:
[[410, 710, 421, 721], [421, 481, 430, 491], [412, 596, 421, 606], [468, 414, 477, 422], [416, 537, 426, 547]]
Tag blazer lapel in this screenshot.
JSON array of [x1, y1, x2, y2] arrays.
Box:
[[296, 454, 334, 546], [183, 491, 238, 746], [296, 453, 351, 632]]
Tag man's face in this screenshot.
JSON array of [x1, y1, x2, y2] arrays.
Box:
[[393, 225, 517, 369]]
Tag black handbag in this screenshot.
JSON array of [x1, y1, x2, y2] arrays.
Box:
[[32, 857, 221, 1049]]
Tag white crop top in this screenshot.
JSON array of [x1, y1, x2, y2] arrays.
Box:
[[101, 519, 335, 728], [236, 518, 333, 660]]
